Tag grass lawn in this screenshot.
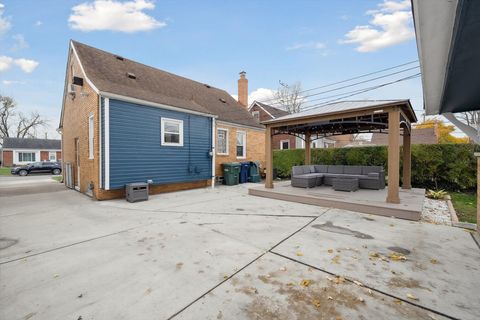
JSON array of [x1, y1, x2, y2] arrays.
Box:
[[450, 192, 477, 224], [52, 176, 63, 182], [0, 167, 12, 176]]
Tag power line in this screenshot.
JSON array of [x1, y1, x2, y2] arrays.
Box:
[[299, 73, 421, 112], [258, 60, 419, 104], [259, 65, 420, 104]]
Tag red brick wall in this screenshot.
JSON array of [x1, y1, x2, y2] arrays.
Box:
[[2, 150, 13, 167], [62, 47, 101, 197], [272, 134, 296, 150], [56, 151, 62, 161], [40, 151, 48, 161]]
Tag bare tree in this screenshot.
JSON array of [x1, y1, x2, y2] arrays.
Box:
[[274, 81, 304, 113], [0, 94, 48, 141]]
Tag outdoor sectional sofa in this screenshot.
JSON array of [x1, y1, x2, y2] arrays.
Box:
[[291, 165, 385, 190]]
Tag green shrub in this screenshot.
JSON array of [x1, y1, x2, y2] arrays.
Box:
[[274, 144, 478, 192]]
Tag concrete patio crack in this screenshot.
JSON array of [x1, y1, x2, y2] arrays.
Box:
[[167, 208, 329, 319], [269, 251, 460, 320]]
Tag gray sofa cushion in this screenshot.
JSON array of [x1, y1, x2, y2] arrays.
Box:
[[292, 166, 304, 176], [327, 165, 344, 174], [344, 165, 362, 175], [306, 165, 316, 173], [362, 166, 383, 174], [314, 165, 328, 173]]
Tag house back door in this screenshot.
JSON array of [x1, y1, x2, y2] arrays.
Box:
[[74, 138, 80, 190]]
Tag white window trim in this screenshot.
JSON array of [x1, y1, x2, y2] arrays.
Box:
[[88, 113, 94, 159], [251, 110, 260, 120], [236, 130, 247, 159], [216, 127, 229, 155], [161, 117, 184, 147], [49, 151, 57, 161], [16, 151, 39, 164], [280, 139, 290, 150]]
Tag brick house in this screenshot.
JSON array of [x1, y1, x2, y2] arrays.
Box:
[[59, 40, 264, 200], [248, 101, 354, 149], [371, 127, 439, 145], [1, 137, 61, 167], [248, 101, 296, 150]]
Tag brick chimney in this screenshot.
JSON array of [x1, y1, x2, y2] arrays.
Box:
[[238, 71, 248, 107]]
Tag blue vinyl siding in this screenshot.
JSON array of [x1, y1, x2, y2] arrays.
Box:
[[106, 99, 212, 189]]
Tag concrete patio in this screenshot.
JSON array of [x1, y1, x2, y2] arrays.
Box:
[[0, 182, 479, 320]]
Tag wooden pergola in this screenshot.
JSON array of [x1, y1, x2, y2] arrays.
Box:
[[263, 100, 418, 204]]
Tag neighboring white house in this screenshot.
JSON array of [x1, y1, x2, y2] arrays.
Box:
[[1, 138, 62, 167]]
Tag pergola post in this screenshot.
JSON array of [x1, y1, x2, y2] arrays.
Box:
[[387, 109, 400, 203], [305, 132, 311, 165], [402, 129, 412, 189], [265, 126, 273, 189]]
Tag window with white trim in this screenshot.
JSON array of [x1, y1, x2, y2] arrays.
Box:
[[161, 118, 184, 146], [280, 140, 290, 150], [49, 152, 57, 161], [88, 113, 94, 159], [217, 128, 229, 155], [251, 111, 260, 121], [18, 152, 35, 162], [236, 131, 246, 158]]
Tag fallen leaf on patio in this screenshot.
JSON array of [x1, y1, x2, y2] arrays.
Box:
[[333, 276, 346, 284], [300, 279, 312, 287], [331, 255, 341, 264], [430, 259, 439, 264], [328, 296, 333, 300], [327, 249, 334, 254], [287, 282, 295, 286], [389, 252, 407, 262], [428, 313, 437, 320], [53, 274, 59, 278], [367, 289, 373, 295], [389, 224, 395, 227], [296, 252, 304, 256], [223, 275, 229, 279], [369, 252, 380, 258], [362, 245, 368, 248], [357, 297, 365, 303], [353, 280, 363, 287], [336, 316, 343, 320], [326, 276, 333, 281], [394, 299, 403, 305], [406, 293, 418, 300], [312, 299, 321, 308], [77, 294, 83, 298]]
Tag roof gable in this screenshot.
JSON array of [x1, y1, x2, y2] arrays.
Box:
[[71, 41, 263, 129], [249, 101, 289, 119]]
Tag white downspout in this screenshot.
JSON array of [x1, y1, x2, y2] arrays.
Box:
[[211, 117, 216, 189], [104, 97, 110, 190]]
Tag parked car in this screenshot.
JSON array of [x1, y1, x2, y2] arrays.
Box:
[[10, 162, 62, 176]]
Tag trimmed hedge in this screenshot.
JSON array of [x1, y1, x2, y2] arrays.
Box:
[[273, 144, 479, 192]]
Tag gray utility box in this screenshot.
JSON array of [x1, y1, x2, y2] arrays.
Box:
[[126, 182, 149, 203]]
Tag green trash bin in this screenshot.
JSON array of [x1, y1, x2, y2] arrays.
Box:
[[222, 162, 241, 185], [248, 161, 261, 183]]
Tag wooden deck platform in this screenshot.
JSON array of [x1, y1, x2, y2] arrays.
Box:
[[248, 181, 425, 221]]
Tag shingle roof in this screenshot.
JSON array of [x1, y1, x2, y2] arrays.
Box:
[[264, 100, 417, 123], [2, 137, 61, 150], [251, 101, 289, 119], [72, 41, 263, 129]]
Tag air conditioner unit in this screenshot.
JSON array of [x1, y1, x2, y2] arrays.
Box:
[[68, 84, 76, 97]]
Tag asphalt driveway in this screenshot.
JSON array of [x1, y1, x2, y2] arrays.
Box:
[[0, 184, 479, 320]]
